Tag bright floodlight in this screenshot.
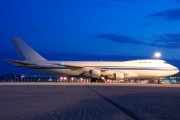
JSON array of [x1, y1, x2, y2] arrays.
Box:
[[154, 52, 161, 59]]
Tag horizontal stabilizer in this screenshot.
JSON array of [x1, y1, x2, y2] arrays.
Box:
[[4, 59, 36, 66]]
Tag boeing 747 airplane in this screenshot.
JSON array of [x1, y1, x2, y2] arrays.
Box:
[[4, 38, 179, 83]]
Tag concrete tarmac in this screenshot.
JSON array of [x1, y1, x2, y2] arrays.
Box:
[[0, 83, 180, 120]]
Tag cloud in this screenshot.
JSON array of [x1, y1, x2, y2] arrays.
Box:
[[151, 33, 180, 48], [94, 33, 180, 49], [150, 8, 180, 20], [94, 34, 145, 44]]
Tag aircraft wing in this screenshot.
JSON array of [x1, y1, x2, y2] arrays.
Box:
[[53, 63, 138, 77], [52, 63, 94, 70]]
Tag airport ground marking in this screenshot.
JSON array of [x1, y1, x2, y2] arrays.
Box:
[[87, 86, 145, 120]]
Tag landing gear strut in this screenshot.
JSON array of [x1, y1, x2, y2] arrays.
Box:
[[148, 78, 155, 84], [90, 78, 96, 83], [90, 78, 105, 83], [157, 77, 162, 84], [148, 78, 162, 84]]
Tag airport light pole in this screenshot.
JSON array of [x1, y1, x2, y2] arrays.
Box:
[[154, 52, 161, 59]]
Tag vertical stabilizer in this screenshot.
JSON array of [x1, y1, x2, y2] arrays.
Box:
[[11, 37, 46, 61]]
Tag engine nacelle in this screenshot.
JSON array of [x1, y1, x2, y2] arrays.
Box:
[[107, 73, 124, 80], [91, 69, 101, 78], [83, 69, 101, 78], [83, 71, 92, 77]]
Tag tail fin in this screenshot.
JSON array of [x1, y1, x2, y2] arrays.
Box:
[[11, 37, 46, 61]]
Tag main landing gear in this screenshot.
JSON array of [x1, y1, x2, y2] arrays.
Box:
[[148, 78, 154, 84], [90, 78, 105, 83]]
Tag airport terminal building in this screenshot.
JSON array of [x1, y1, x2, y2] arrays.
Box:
[[1, 72, 180, 84]]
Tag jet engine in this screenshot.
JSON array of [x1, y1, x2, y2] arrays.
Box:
[[107, 73, 124, 80], [83, 69, 101, 78]]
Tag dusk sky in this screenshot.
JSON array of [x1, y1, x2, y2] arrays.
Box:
[[1, 0, 180, 75]]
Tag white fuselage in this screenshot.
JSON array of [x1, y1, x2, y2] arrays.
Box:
[[32, 59, 179, 78]]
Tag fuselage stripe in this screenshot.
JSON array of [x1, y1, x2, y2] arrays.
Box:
[[20, 66, 178, 71]]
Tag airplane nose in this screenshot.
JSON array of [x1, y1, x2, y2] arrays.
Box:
[[168, 65, 179, 75], [175, 67, 179, 74], [173, 66, 179, 74]]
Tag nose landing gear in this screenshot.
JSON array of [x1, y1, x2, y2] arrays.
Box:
[[148, 78, 163, 84]]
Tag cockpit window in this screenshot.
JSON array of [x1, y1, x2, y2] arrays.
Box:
[[164, 62, 168, 64]]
